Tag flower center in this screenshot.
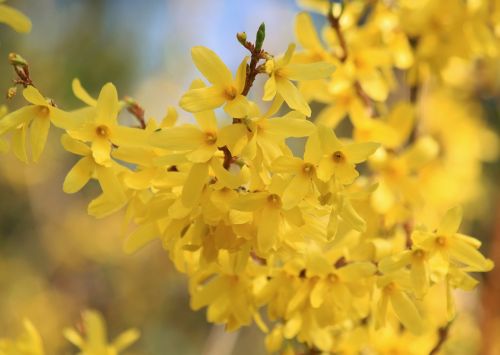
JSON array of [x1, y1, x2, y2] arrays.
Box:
[[302, 163, 315, 177], [224, 86, 238, 100], [435, 236, 447, 247], [38, 106, 50, 117], [412, 249, 425, 260], [384, 282, 396, 294], [204, 132, 217, 145], [95, 125, 110, 138], [332, 151, 345, 163], [328, 274, 339, 283], [267, 194, 282, 209]]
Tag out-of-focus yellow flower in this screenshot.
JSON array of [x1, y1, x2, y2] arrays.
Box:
[[0, 319, 45, 355], [0, 86, 77, 162], [413, 206, 494, 273], [64, 310, 140, 355], [0, 1, 31, 33]]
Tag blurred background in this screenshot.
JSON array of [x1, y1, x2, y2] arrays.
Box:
[[0, 0, 499, 354]]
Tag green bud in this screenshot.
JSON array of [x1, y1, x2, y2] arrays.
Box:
[[255, 22, 265, 52], [8, 53, 28, 67]]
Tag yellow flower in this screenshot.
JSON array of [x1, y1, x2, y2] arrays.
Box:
[[0, 86, 77, 162], [0, 1, 31, 33], [64, 309, 140, 355], [68, 83, 148, 167], [376, 271, 425, 335], [412, 206, 494, 272], [152, 109, 248, 208], [232, 176, 304, 254], [316, 125, 379, 184], [271, 133, 323, 209], [61, 134, 127, 217], [179, 46, 250, 117], [263, 43, 335, 116], [0, 319, 45, 355]]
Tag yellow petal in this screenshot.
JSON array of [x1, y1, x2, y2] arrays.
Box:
[[91, 138, 112, 166], [304, 131, 322, 163], [191, 46, 233, 85], [317, 104, 347, 128], [72, 78, 97, 106], [266, 118, 316, 137], [30, 116, 51, 162], [282, 174, 310, 209], [0, 4, 32, 33], [283, 313, 302, 339], [263, 76, 277, 101], [276, 78, 311, 116], [310, 279, 327, 308], [112, 126, 149, 147], [358, 70, 388, 102], [161, 106, 178, 127], [187, 144, 217, 163], [224, 94, 250, 118], [271, 156, 303, 173], [88, 192, 126, 218], [449, 238, 493, 271], [0, 105, 36, 135], [257, 207, 280, 253], [95, 165, 127, 203], [151, 125, 204, 150], [63, 156, 94, 193], [282, 62, 335, 81], [411, 259, 429, 299], [12, 124, 28, 162], [194, 109, 218, 132], [23, 86, 46, 106], [437, 206, 463, 235], [179, 86, 226, 113], [96, 83, 119, 125], [335, 161, 359, 184], [112, 328, 140, 352], [390, 291, 424, 334], [123, 223, 159, 254], [181, 163, 208, 207], [232, 192, 267, 211], [61, 133, 90, 155], [343, 141, 379, 164], [49, 106, 80, 130], [218, 124, 248, 155], [235, 57, 248, 93], [295, 12, 324, 53], [279, 43, 296, 68]]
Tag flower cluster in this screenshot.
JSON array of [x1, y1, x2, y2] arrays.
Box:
[[0, 310, 139, 355], [1, 0, 498, 354]]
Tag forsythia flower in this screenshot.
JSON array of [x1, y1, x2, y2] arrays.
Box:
[[64, 310, 140, 355], [180, 46, 250, 117], [1, 0, 498, 353], [68, 83, 148, 167], [0, 319, 45, 355], [0, 0, 31, 33], [263, 43, 335, 116], [0, 86, 77, 162]]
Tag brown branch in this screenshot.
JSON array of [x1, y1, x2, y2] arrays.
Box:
[[429, 323, 452, 355], [218, 146, 235, 170], [327, 4, 375, 117], [327, 10, 348, 63], [124, 96, 146, 129]]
